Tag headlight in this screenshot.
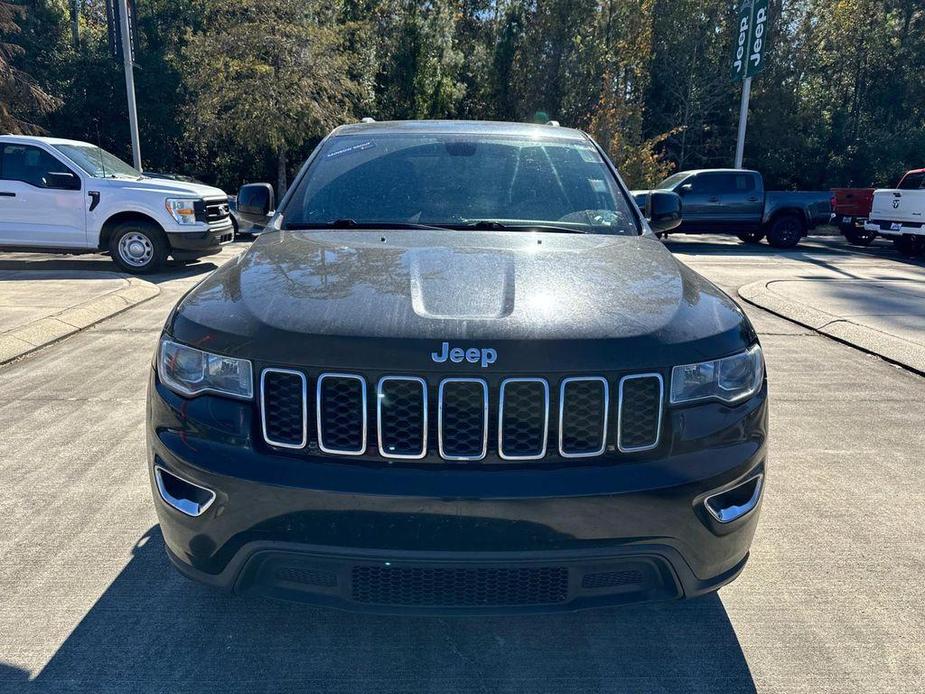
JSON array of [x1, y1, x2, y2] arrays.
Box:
[[670, 344, 764, 405], [165, 198, 200, 225], [158, 337, 253, 399]]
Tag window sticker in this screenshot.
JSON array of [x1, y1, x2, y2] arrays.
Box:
[[577, 145, 603, 163], [589, 178, 607, 193], [325, 141, 376, 158]]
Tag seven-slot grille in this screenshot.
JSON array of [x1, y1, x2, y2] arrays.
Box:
[[260, 371, 664, 462]]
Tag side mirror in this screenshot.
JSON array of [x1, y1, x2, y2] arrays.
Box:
[[45, 171, 81, 191], [647, 191, 682, 233], [237, 182, 275, 222]]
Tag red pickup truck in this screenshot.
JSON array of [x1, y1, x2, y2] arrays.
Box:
[[831, 187, 876, 245], [833, 168, 925, 247]]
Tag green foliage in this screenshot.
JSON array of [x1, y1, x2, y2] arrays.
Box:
[[180, 0, 365, 192], [0, 0, 59, 132], [5, 0, 925, 191]]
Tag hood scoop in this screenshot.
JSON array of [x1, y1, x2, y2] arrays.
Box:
[[409, 248, 515, 320]]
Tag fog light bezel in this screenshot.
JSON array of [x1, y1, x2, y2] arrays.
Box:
[[704, 473, 764, 524], [154, 465, 216, 517]]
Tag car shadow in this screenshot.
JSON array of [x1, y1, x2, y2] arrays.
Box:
[[0, 256, 219, 284], [664, 233, 923, 264], [26, 527, 756, 693]]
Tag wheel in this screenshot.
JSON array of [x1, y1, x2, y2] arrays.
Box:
[[109, 221, 168, 274], [894, 236, 923, 257], [841, 224, 876, 246], [737, 230, 765, 244], [766, 214, 804, 249]]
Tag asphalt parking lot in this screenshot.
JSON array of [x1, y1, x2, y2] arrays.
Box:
[[1, 236, 923, 693]]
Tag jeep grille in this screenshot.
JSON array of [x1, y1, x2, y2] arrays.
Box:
[[259, 371, 663, 463]]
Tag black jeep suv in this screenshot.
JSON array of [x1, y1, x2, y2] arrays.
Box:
[[147, 120, 767, 614]]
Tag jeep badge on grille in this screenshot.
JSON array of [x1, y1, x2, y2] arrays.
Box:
[[431, 342, 497, 368]]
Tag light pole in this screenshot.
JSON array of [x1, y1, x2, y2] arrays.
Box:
[[734, 76, 752, 169], [118, 0, 142, 171]]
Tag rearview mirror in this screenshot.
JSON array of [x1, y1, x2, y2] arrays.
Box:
[[45, 171, 80, 191], [237, 183, 275, 222], [647, 191, 682, 233], [678, 183, 692, 194]]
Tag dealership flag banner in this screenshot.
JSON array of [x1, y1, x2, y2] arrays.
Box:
[[746, 0, 770, 77], [730, 0, 754, 81]]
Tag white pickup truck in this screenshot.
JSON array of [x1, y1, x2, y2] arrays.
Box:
[[0, 135, 234, 273], [865, 168, 925, 256]]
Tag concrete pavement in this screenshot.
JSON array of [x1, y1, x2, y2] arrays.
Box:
[[0, 263, 159, 365], [739, 276, 925, 373], [0, 237, 923, 692]]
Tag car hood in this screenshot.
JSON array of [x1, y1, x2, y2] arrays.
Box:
[[169, 229, 755, 372], [99, 176, 227, 199]]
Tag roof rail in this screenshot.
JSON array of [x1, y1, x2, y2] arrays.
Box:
[[360, 117, 375, 123], [545, 120, 560, 127]]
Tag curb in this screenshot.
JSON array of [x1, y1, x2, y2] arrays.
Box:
[[738, 280, 925, 376], [0, 275, 160, 365]]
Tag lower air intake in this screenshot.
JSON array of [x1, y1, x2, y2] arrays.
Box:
[[351, 565, 569, 607]]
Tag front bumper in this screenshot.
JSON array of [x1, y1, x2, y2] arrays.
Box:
[[147, 371, 768, 613], [166, 219, 234, 259]]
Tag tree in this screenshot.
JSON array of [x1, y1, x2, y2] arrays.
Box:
[[181, 0, 366, 195], [0, 0, 58, 132], [374, 0, 466, 119]]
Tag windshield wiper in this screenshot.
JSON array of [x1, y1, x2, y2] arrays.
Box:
[[283, 219, 450, 231], [458, 220, 589, 234]]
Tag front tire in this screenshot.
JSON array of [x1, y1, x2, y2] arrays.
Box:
[[109, 221, 168, 274], [894, 236, 923, 257], [766, 214, 804, 249], [737, 230, 765, 244]]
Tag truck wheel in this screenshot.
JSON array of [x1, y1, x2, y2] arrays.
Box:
[[894, 236, 923, 257], [766, 214, 804, 249], [841, 225, 876, 246], [109, 221, 168, 274], [737, 231, 765, 244]]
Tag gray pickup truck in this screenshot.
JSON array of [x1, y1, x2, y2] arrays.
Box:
[[633, 169, 831, 248]]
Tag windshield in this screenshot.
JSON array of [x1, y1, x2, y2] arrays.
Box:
[[654, 172, 688, 190], [52, 143, 141, 179], [283, 133, 640, 235]]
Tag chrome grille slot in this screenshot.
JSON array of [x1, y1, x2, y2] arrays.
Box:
[[377, 376, 427, 459], [617, 374, 663, 452], [438, 378, 488, 461], [558, 377, 609, 457], [498, 378, 549, 460], [317, 373, 367, 455], [260, 368, 307, 449]]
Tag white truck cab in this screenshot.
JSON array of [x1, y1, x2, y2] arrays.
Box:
[[0, 135, 233, 273], [865, 169, 925, 256]]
